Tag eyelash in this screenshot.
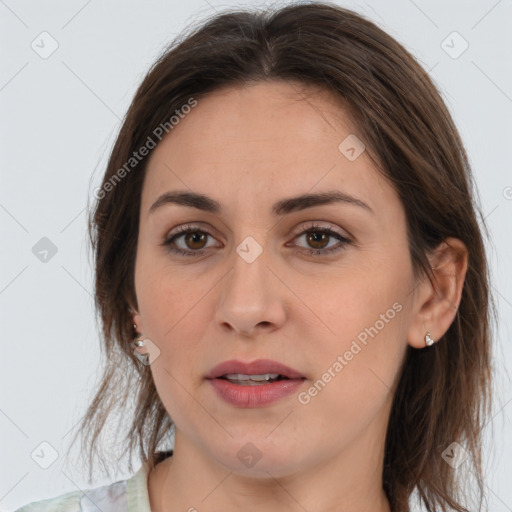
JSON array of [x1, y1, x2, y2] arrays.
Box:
[[161, 222, 352, 258]]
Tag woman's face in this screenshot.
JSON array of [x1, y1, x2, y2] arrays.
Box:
[[133, 80, 422, 477]]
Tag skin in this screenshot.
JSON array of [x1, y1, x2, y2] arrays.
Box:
[[131, 80, 468, 512]]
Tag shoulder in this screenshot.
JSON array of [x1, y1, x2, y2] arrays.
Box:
[[12, 489, 83, 512], [12, 450, 173, 512], [12, 479, 128, 512]]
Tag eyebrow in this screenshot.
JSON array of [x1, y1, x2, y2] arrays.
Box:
[[148, 190, 374, 216]]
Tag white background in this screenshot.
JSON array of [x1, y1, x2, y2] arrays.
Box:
[[1, 0, 511, 510]]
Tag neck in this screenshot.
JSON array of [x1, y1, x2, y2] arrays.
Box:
[[148, 426, 392, 512]]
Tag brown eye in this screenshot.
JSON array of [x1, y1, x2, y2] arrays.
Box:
[[305, 231, 330, 250], [291, 223, 352, 256], [183, 232, 208, 250], [162, 225, 218, 256]]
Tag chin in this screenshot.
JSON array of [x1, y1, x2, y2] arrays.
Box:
[[209, 439, 304, 479]]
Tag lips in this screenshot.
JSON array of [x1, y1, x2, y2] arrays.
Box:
[[207, 359, 306, 407], [206, 358, 305, 380]]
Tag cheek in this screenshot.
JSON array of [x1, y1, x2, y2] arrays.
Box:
[[299, 265, 410, 426], [135, 259, 216, 403], [304, 263, 406, 347], [297, 314, 407, 453], [135, 251, 214, 341]]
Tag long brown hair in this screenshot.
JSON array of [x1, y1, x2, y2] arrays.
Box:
[[69, 2, 494, 510]]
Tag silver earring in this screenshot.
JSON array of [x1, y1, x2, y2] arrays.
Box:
[[133, 324, 145, 347], [425, 332, 435, 347]]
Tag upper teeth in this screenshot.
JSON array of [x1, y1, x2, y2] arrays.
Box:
[[224, 373, 281, 381]]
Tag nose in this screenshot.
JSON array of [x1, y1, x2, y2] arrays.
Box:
[[214, 244, 287, 338]]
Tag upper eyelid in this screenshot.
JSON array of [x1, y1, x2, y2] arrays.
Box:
[[290, 221, 349, 238]]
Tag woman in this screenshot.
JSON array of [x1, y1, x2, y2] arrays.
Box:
[[15, 1, 493, 511]]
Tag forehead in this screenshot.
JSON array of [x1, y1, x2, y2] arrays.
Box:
[[141, 80, 396, 220]]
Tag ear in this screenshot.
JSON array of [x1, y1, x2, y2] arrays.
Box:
[[129, 306, 148, 356], [128, 305, 144, 337], [407, 237, 468, 349]]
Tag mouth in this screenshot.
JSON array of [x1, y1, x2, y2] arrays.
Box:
[[206, 359, 306, 407], [206, 358, 306, 383], [217, 373, 294, 385]]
